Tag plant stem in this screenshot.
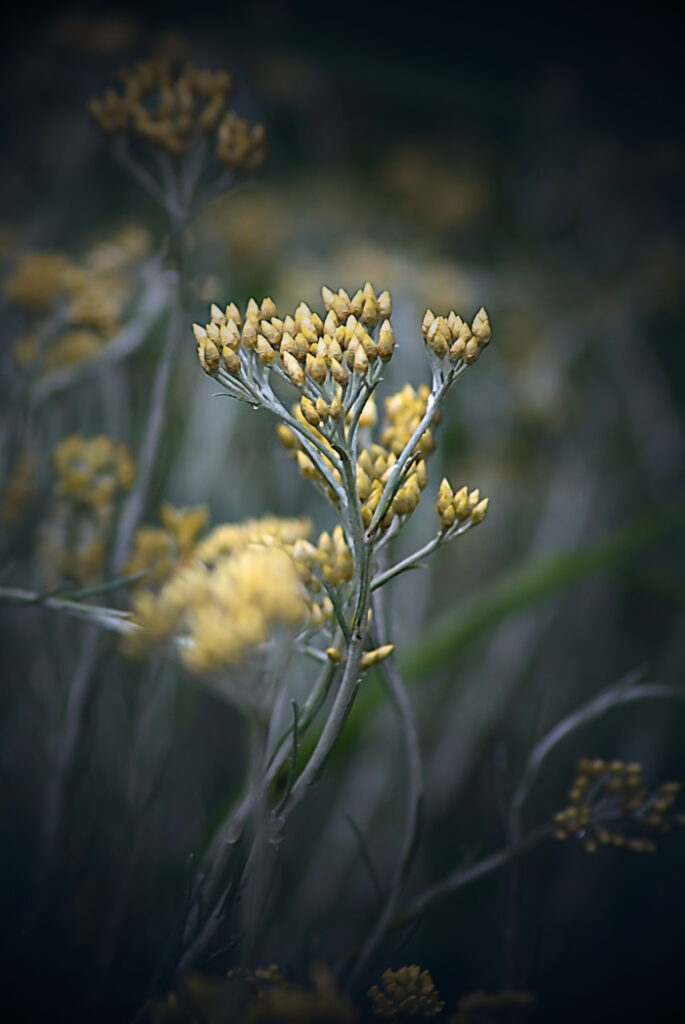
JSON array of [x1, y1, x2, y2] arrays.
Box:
[[347, 585, 423, 984], [111, 287, 185, 573], [397, 823, 554, 926]]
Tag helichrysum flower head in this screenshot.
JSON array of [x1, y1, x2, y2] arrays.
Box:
[[7, 229, 150, 373], [369, 965, 444, 1021], [124, 503, 210, 588], [196, 286, 490, 539], [3, 252, 69, 313], [38, 435, 135, 586], [88, 58, 266, 172], [553, 757, 684, 854], [52, 435, 135, 514], [435, 478, 489, 533], [422, 306, 491, 367], [125, 541, 308, 674]]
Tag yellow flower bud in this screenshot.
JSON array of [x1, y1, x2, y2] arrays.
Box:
[[323, 309, 339, 336], [421, 309, 435, 336], [440, 504, 457, 529], [225, 302, 241, 325], [377, 289, 392, 318], [220, 320, 241, 350], [356, 464, 372, 501], [471, 306, 491, 345], [436, 478, 454, 514], [301, 396, 320, 426], [329, 394, 344, 420], [283, 350, 305, 386], [353, 344, 369, 375], [308, 354, 328, 384], [276, 424, 297, 449], [256, 334, 276, 365], [222, 346, 241, 374], [378, 320, 395, 361], [242, 317, 258, 349], [361, 644, 394, 670], [449, 338, 465, 362], [463, 338, 480, 364], [350, 288, 364, 316], [326, 646, 342, 663], [330, 357, 349, 386], [198, 338, 220, 375], [453, 486, 469, 519]]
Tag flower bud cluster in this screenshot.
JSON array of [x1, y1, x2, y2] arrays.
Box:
[[195, 516, 339, 631], [368, 965, 444, 1020], [6, 230, 150, 373], [124, 512, 375, 664], [3, 252, 69, 313], [124, 503, 209, 588], [216, 110, 268, 173], [38, 435, 135, 586], [88, 59, 266, 172], [125, 544, 307, 674], [52, 435, 135, 512], [435, 478, 489, 531], [422, 306, 491, 367], [553, 757, 683, 854], [197, 286, 492, 549], [194, 283, 393, 390]]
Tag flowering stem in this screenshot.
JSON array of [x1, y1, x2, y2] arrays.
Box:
[[178, 658, 340, 968], [371, 521, 475, 591], [272, 625, 368, 829], [346, 585, 424, 984]]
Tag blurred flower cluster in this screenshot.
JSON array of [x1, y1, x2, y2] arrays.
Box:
[[89, 59, 266, 172], [4, 227, 150, 373], [37, 434, 135, 585], [554, 757, 684, 855]]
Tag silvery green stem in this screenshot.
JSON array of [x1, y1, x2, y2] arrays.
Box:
[[272, 625, 368, 830], [347, 585, 423, 984], [367, 363, 468, 534], [398, 823, 554, 926]]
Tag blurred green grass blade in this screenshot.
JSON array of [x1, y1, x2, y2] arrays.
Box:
[[401, 501, 685, 680]]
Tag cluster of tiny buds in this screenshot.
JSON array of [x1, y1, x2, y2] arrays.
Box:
[[422, 306, 490, 365], [435, 478, 489, 530], [88, 59, 266, 172], [194, 284, 394, 386], [553, 757, 684, 854], [368, 965, 445, 1020]]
